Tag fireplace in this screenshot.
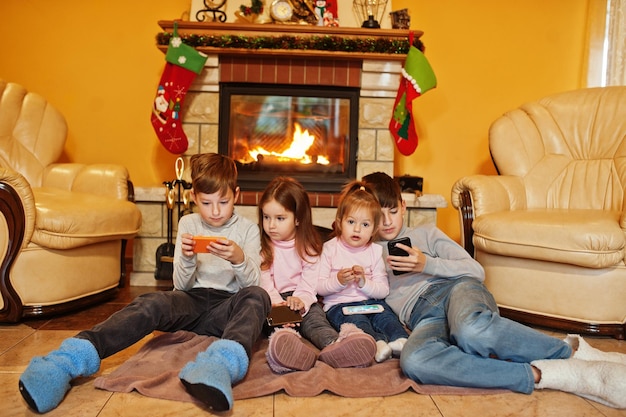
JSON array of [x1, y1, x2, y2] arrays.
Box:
[[219, 83, 359, 192], [126, 21, 419, 287], [153, 21, 408, 200]]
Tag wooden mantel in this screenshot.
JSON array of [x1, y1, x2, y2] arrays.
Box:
[[157, 20, 422, 62]]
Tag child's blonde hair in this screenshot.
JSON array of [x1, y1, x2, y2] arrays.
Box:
[[258, 176, 322, 270], [333, 180, 381, 243], [190, 153, 238, 196]]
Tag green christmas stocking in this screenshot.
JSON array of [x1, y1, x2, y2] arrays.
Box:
[[389, 35, 437, 156], [151, 24, 208, 154]]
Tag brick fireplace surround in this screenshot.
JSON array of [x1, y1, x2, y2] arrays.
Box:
[[130, 22, 423, 285]]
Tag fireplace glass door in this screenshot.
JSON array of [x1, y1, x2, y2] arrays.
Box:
[[219, 83, 358, 192]]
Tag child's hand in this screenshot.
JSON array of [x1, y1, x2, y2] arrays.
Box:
[[286, 296, 305, 314], [181, 233, 196, 257], [337, 267, 356, 285], [387, 243, 426, 274], [208, 238, 245, 264], [352, 265, 366, 287], [273, 301, 301, 328]]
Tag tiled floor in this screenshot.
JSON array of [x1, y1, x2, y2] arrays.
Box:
[[1, 285, 625, 417]]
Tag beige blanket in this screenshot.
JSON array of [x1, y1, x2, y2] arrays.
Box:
[[94, 330, 507, 405]]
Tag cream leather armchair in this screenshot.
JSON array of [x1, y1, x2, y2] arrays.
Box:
[[451, 86, 626, 339], [0, 80, 142, 322]]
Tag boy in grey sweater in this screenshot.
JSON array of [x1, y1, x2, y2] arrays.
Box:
[[363, 172, 626, 409], [20, 153, 271, 413]]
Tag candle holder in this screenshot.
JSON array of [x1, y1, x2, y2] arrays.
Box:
[[352, 0, 389, 29]]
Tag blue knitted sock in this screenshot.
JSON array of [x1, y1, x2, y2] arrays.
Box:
[[179, 339, 248, 411], [19, 338, 100, 413]]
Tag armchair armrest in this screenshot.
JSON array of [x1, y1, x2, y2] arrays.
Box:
[[0, 167, 36, 247], [0, 167, 36, 321], [451, 175, 526, 256], [43, 163, 132, 200]]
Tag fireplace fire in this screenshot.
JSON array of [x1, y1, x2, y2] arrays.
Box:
[[219, 83, 359, 192], [247, 123, 330, 166]]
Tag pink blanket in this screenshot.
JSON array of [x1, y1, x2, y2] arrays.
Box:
[[94, 330, 507, 405]]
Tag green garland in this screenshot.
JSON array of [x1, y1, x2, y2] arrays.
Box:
[[156, 32, 424, 55]]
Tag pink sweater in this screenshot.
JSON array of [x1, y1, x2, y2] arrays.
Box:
[[317, 237, 389, 311], [259, 239, 320, 315]]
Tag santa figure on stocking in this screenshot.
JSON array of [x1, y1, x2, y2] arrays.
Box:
[[151, 23, 208, 154]]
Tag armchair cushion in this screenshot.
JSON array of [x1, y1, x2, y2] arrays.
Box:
[[34, 187, 141, 249], [33, 162, 141, 249], [472, 209, 624, 268]]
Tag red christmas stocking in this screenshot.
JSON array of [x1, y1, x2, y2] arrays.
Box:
[[389, 34, 437, 156], [151, 25, 208, 154], [390, 77, 420, 156]]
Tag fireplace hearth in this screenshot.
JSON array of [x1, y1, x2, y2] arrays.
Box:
[[219, 83, 359, 192]]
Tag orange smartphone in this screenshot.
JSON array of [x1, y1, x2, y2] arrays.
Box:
[[192, 236, 226, 253]]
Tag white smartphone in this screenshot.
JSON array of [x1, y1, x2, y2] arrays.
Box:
[[342, 304, 385, 315]]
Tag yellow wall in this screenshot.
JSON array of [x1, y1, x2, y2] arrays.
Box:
[[392, 0, 589, 240], [0, 0, 189, 184], [0, 0, 590, 242]]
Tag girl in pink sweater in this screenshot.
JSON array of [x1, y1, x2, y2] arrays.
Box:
[[317, 181, 409, 362], [259, 176, 376, 373]]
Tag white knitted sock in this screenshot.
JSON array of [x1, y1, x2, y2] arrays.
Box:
[[388, 338, 407, 356], [532, 358, 626, 409], [565, 334, 626, 365], [375, 340, 392, 362]]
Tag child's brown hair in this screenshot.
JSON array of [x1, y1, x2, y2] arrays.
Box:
[[333, 180, 381, 243], [189, 153, 238, 196], [361, 172, 402, 209], [258, 176, 322, 270]]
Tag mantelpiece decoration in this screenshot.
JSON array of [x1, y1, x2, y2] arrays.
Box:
[[156, 20, 423, 60]]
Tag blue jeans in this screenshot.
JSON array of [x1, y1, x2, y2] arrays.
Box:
[[400, 277, 572, 394], [76, 287, 271, 359], [326, 299, 409, 342]]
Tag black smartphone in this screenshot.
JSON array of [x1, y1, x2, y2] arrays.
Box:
[[266, 305, 303, 327], [387, 237, 412, 275]]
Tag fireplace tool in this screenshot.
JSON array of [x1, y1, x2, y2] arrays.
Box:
[[154, 158, 192, 280]]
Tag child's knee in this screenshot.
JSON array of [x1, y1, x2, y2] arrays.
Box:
[[241, 286, 271, 311]]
